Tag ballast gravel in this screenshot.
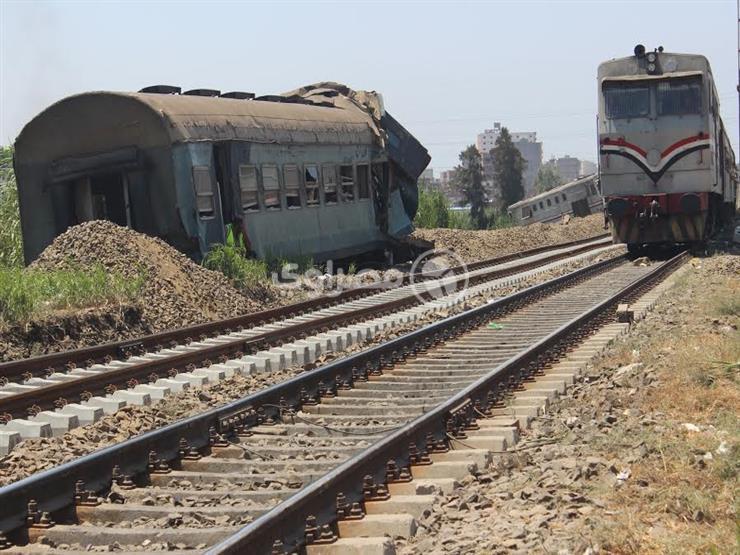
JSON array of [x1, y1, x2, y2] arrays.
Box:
[[0, 247, 623, 487]]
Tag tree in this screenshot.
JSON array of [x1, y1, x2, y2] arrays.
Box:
[[534, 162, 563, 194], [414, 188, 449, 229], [491, 127, 525, 210], [453, 145, 487, 229]]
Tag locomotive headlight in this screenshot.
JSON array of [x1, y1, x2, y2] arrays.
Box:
[[647, 62, 656, 73], [646, 52, 657, 63]]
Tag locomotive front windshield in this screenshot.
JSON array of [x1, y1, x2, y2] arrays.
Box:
[[603, 84, 650, 119], [603, 76, 703, 119], [656, 78, 702, 115]]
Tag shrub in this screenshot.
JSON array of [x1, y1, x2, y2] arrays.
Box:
[[0, 147, 23, 268], [415, 188, 450, 228], [202, 243, 268, 288]]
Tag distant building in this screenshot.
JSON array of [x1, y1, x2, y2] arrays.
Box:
[[580, 160, 597, 176], [419, 168, 434, 182], [476, 122, 542, 198], [554, 155, 581, 183], [438, 169, 463, 204]]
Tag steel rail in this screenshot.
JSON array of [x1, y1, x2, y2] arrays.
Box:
[[207, 250, 688, 554], [0, 238, 612, 421], [0, 234, 609, 384], [0, 247, 624, 536]]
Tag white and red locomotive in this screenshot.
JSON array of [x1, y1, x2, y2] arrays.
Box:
[[598, 45, 737, 251]]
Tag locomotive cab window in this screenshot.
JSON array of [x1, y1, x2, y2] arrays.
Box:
[[339, 165, 355, 202], [603, 83, 650, 119], [356, 164, 370, 199], [238, 165, 259, 212], [283, 165, 301, 209], [193, 166, 215, 218], [304, 165, 320, 206], [262, 165, 281, 210], [323, 164, 338, 204], [657, 78, 702, 116]]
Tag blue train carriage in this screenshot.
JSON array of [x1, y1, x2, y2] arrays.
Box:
[[13, 83, 430, 264], [507, 174, 603, 225], [597, 46, 738, 250]]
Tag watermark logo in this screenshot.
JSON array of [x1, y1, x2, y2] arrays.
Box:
[[271, 249, 469, 301], [408, 249, 469, 303]]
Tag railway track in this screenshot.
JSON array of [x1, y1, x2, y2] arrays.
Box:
[[0, 249, 687, 554], [0, 236, 614, 452]]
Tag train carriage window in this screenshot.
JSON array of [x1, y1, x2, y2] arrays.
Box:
[[238, 165, 259, 212], [356, 164, 370, 199], [262, 165, 281, 210], [555, 196, 560, 204], [322, 165, 338, 204], [304, 165, 320, 206], [539, 201, 544, 209], [193, 166, 215, 218], [603, 83, 650, 119], [339, 165, 355, 202], [562, 193, 567, 201], [547, 198, 552, 207], [657, 78, 702, 115], [283, 165, 301, 209], [522, 206, 532, 219], [532, 204, 538, 212]]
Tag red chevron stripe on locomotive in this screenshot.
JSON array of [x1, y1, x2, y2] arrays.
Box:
[[599, 133, 710, 182]]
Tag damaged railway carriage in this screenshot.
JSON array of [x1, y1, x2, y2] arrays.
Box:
[[14, 83, 430, 264], [598, 47, 738, 251]]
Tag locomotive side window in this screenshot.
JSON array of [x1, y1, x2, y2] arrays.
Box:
[[323, 165, 338, 204], [262, 165, 281, 210], [339, 165, 355, 202], [657, 79, 702, 116], [283, 165, 301, 209], [238, 165, 259, 212], [357, 164, 370, 199], [604, 84, 650, 119], [193, 166, 215, 218], [304, 165, 320, 206]]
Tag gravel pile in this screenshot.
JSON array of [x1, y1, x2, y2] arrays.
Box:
[[32, 221, 281, 331], [412, 214, 605, 263]]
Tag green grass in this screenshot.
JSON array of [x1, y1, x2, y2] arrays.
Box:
[[0, 265, 143, 324], [202, 243, 270, 288], [0, 146, 23, 268]]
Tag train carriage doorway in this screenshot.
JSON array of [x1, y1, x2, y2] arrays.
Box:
[[74, 172, 132, 227], [570, 198, 592, 217]]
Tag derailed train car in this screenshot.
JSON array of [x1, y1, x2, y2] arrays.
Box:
[[13, 83, 430, 264]]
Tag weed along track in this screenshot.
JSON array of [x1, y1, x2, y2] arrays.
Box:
[[0, 250, 687, 553], [0, 237, 613, 455]]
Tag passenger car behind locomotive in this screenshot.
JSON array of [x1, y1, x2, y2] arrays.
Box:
[[598, 46, 738, 251], [14, 83, 430, 264]]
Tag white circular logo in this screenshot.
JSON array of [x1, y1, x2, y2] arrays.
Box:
[[408, 249, 469, 303]]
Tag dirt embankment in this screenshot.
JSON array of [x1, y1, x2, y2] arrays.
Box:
[[413, 214, 605, 263], [1, 221, 284, 361], [398, 253, 739, 554]]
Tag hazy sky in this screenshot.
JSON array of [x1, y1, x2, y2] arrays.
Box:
[[1, 0, 738, 171]]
